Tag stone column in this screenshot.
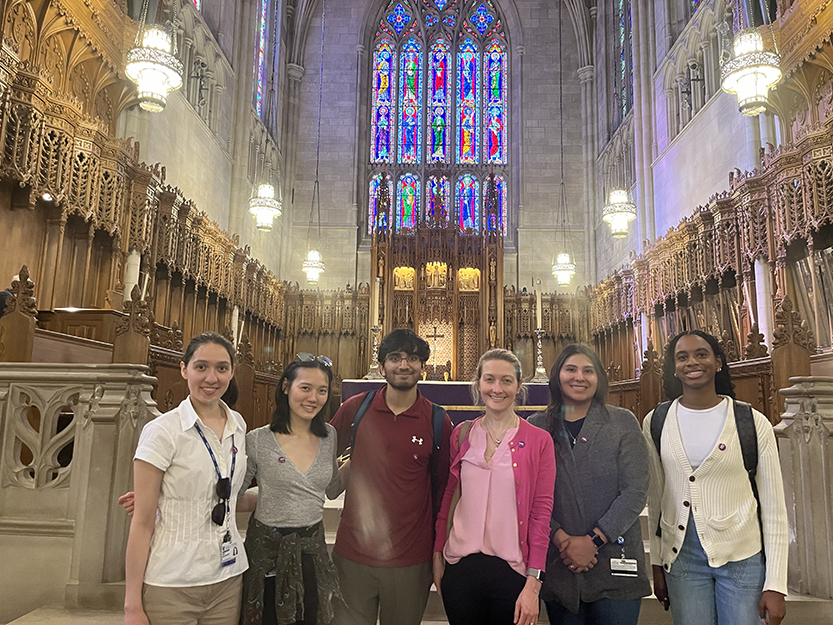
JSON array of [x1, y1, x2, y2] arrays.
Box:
[[122, 249, 141, 304], [228, 0, 257, 238], [774, 377, 833, 598], [754, 256, 774, 349], [633, 0, 656, 242], [279, 62, 306, 274], [578, 64, 598, 282]]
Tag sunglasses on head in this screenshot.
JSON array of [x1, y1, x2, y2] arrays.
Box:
[[295, 353, 333, 367], [211, 477, 231, 526]]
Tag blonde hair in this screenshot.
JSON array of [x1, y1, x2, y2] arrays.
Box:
[[470, 348, 528, 405]]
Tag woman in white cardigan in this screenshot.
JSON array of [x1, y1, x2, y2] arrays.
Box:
[[643, 331, 788, 625]]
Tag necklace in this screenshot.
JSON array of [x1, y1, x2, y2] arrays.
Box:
[[483, 415, 517, 447]]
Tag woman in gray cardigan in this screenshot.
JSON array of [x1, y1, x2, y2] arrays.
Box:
[[528, 344, 650, 624]]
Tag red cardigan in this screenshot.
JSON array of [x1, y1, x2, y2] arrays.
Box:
[[434, 416, 556, 571]]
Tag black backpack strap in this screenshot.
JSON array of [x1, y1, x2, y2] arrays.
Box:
[[650, 401, 673, 538], [349, 390, 378, 452], [428, 403, 449, 516], [733, 400, 764, 559], [431, 403, 447, 451]]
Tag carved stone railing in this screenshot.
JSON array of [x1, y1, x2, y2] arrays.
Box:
[[774, 376, 833, 599], [0, 363, 158, 621]]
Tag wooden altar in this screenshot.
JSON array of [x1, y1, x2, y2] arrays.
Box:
[[371, 186, 504, 382]]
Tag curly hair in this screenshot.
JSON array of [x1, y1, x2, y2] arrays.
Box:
[[662, 330, 736, 400]]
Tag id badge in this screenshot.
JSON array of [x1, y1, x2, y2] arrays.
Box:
[[610, 558, 638, 577], [220, 532, 238, 568]]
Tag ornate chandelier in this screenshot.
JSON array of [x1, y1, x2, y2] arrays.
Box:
[[248, 183, 282, 231], [302, 250, 325, 284], [551, 0, 574, 287], [603, 188, 637, 238], [721, 27, 781, 117], [125, 0, 183, 113]]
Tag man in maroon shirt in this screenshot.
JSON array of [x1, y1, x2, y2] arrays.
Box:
[[331, 329, 453, 625]]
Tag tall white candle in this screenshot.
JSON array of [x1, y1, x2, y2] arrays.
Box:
[[536, 279, 543, 330], [374, 277, 381, 326]]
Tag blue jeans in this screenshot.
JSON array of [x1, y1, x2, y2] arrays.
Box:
[[664, 514, 765, 625], [544, 597, 641, 625]]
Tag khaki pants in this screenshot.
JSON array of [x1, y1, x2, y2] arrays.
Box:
[[333, 553, 432, 625], [142, 574, 243, 625]]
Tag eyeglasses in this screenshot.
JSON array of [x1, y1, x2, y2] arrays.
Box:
[[211, 477, 231, 526], [385, 353, 422, 365], [295, 353, 332, 367]]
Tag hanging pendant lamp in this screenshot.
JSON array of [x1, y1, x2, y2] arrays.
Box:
[[603, 188, 637, 238], [301, 0, 328, 284], [125, 0, 183, 112], [248, 183, 282, 231]]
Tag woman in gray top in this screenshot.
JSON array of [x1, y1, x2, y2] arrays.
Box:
[[240, 354, 343, 625], [528, 344, 650, 625]]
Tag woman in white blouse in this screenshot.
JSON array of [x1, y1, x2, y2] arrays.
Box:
[[643, 330, 788, 625], [125, 333, 248, 625]]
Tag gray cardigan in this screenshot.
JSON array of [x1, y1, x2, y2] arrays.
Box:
[[528, 402, 651, 613]]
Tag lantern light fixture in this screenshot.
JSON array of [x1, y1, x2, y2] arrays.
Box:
[[603, 188, 637, 238], [125, 0, 183, 113], [302, 249, 325, 284], [552, 252, 576, 286], [720, 27, 781, 117], [248, 183, 282, 231]]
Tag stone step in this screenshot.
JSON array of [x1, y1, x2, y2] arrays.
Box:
[[9, 594, 833, 625]]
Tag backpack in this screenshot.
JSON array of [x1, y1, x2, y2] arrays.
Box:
[[649, 399, 764, 557], [348, 389, 449, 512]]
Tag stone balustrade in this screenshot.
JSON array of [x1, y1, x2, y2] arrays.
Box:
[[0, 363, 158, 623], [775, 377, 833, 599]]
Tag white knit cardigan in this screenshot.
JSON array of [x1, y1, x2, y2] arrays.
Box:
[[642, 397, 788, 595]]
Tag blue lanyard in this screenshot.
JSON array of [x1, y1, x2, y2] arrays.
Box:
[[193, 422, 236, 485]]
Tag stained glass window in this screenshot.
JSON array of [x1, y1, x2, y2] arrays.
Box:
[[368, 173, 394, 234], [616, 0, 633, 119], [367, 0, 509, 235], [372, 40, 396, 163], [398, 38, 422, 164], [483, 39, 506, 164], [193, 0, 201, 8], [483, 173, 507, 234], [255, 0, 268, 116], [426, 175, 450, 225], [691, 0, 701, 13], [397, 173, 420, 229], [457, 174, 479, 230], [457, 38, 480, 164], [427, 39, 450, 163]]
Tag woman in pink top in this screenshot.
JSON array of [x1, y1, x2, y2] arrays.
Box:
[[434, 349, 556, 625]]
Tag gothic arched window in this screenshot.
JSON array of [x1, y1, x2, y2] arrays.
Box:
[[367, 0, 509, 235]]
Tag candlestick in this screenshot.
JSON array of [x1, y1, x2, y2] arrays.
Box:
[[532, 327, 548, 381], [536, 279, 543, 330], [363, 325, 384, 379]]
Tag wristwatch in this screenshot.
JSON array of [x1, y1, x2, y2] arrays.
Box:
[[526, 567, 544, 582], [587, 532, 605, 549]]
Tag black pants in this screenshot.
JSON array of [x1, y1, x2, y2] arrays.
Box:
[[261, 543, 318, 625], [441, 553, 527, 625]]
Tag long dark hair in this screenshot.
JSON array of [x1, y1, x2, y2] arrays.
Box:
[[545, 343, 608, 435], [662, 330, 736, 400], [270, 360, 333, 437]]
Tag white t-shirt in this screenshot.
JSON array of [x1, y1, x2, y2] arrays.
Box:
[[134, 397, 248, 586], [676, 397, 729, 469]]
